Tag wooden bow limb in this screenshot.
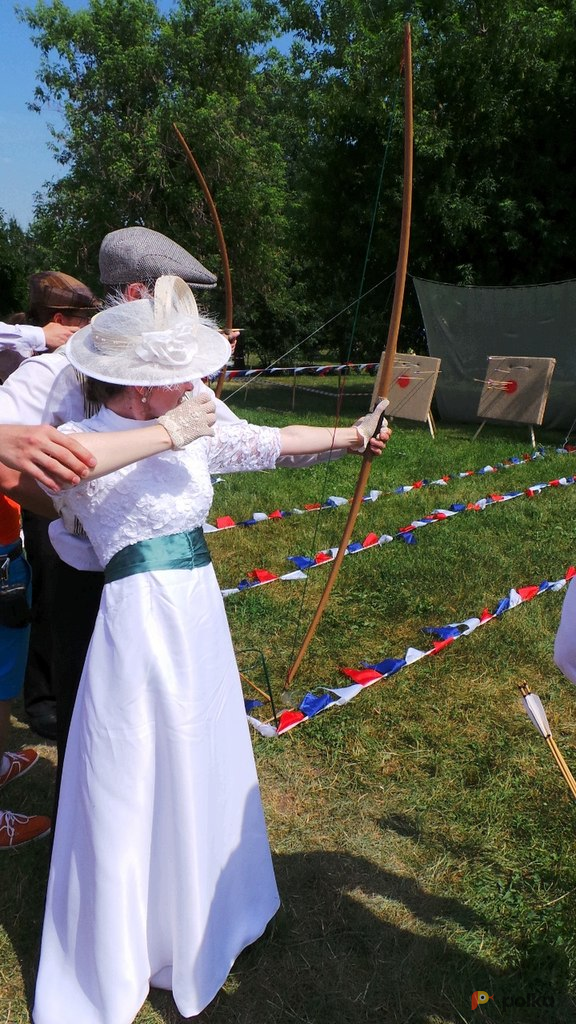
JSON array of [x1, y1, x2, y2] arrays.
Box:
[[173, 123, 233, 398], [285, 22, 413, 692]]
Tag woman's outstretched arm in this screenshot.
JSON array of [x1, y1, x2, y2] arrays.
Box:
[[279, 402, 391, 456], [41, 394, 217, 489], [43, 399, 391, 490]]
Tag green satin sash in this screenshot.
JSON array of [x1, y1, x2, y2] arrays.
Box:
[[104, 528, 211, 584]]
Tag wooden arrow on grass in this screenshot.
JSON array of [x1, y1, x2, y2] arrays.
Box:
[[518, 682, 576, 800]]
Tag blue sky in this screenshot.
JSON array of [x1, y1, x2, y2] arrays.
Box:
[[1, 0, 173, 229], [1, 1, 290, 230]]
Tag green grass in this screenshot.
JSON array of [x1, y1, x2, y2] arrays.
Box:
[[2, 386, 576, 1023]]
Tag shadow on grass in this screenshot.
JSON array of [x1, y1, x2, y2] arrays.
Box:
[[147, 849, 574, 1024], [1, 732, 573, 1024], [1, 838, 573, 1024]]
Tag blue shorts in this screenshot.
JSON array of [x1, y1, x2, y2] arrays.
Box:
[[0, 541, 32, 701]]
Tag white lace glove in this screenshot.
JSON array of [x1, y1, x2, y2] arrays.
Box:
[[158, 392, 216, 449], [351, 399, 390, 452]]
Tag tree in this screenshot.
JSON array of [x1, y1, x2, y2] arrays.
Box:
[[281, 0, 576, 296], [17, 0, 576, 367], [20, 0, 294, 342], [408, 0, 576, 286], [0, 211, 33, 316]]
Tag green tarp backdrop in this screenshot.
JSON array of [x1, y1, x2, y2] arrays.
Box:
[[414, 277, 576, 432]]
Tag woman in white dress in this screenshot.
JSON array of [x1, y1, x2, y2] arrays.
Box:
[[33, 277, 390, 1024]]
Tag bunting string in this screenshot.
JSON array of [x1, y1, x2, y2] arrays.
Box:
[[218, 469, 576, 598], [206, 443, 575, 535], [246, 566, 576, 737], [225, 381, 375, 401], [211, 362, 380, 381]]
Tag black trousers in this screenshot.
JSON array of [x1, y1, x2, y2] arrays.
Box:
[[51, 557, 104, 808], [22, 510, 60, 720]]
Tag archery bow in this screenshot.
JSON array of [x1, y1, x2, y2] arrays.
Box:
[[173, 123, 234, 399], [285, 21, 414, 691]]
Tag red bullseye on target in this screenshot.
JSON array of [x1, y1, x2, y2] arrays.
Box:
[[397, 375, 411, 388], [504, 380, 518, 394]]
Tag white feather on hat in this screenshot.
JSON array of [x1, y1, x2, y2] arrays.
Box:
[[66, 276, 230, 386]]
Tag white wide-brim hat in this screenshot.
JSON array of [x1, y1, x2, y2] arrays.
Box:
[[66, 276, 231, 386]]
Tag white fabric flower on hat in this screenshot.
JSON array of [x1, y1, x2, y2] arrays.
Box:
[[135, 318, 199, 367]]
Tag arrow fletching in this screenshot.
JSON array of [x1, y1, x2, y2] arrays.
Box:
[[523, 692, 551, 739]]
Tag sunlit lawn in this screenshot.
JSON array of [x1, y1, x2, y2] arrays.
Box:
[[2, 380, 576, 1023]]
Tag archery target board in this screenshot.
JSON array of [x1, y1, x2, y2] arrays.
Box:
[[477, 356, 556, 426], [385, 354, 441, 422]]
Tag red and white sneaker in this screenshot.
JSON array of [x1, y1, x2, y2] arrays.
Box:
[[0, 811, 51, 850], [0, 749, 40, 789]]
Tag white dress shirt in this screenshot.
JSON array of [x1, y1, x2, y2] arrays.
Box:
[[0, 322, 46, 380]]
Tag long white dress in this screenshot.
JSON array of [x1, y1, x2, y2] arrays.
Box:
[[33, 407, 282, 1024]]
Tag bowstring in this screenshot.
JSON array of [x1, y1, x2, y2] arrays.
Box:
[[284, 88, 401, 689], [219, 274, 395, 406]]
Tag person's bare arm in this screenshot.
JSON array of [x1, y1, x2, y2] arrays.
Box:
[[42, 322, 78, 350], [0, 463, 59, 518], [0, 425, 97, 490], [28, 397, 388, 493], [41, 393, 217, 489], [278, 423, 390, 456], [59, 426, 173, 483], [279, 402, 391, 456]]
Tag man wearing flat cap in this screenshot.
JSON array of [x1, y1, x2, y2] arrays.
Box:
[[0, 227, 349, 807], [99, 226, 217, 294], [0, 271, 101, 382]]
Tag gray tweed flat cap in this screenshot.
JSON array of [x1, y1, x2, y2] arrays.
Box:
[[99, 226, 217, 289]]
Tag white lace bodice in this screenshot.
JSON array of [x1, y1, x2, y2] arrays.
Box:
[[51, 407, 281, 567]]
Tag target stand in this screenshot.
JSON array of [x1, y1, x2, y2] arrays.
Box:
[[377, 354, 441, 437], [473, 356, 556, 446]]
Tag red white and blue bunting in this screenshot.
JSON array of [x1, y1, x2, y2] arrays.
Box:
[[246, 567, 576, 737], [220, 471, 576, 598], [206, 444, 575, 535]]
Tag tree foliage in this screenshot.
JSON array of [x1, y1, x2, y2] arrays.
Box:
[[0, 211, 33, 317], [19, 0, 292, 351], [10, 0, 576, 362], [278, 0, 576, 350]]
